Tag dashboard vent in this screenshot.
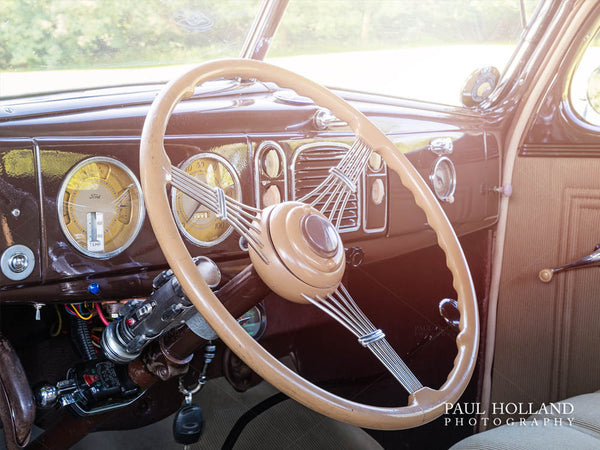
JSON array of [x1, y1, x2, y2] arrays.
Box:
[[292, 143, 360, 232]]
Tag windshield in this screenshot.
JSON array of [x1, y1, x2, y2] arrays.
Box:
[[1, 0, 540, 104], [267, 0, 539, 106], [0, 0, 261, 98]]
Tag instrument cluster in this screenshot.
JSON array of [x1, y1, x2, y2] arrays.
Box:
[[54, 139, 390, 261]]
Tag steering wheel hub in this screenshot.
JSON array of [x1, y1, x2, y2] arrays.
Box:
[[249, 202, 345, 304]]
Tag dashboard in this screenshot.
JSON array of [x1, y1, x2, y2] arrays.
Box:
[[0, 81, 500, 303]]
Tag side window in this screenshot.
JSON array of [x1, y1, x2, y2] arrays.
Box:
[[267, 0, 539, 106], [570, 30, 600, 126]]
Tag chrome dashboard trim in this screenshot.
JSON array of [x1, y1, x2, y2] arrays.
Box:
[[254, 140, 288, 209], [362, 162, 388, 234], [291, 141, 361, 233], [33, 139, 48, 273]]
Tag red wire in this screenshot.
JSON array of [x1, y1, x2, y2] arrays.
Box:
[[95, 303, 110, 326], [64, 304, 78, 316]]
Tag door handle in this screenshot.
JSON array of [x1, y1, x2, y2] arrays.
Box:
[[539, 244, 600, 282]]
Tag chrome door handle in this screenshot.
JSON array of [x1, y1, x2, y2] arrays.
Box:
[[539, 244, 600, 282]]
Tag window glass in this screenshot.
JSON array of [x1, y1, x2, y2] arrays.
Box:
[[267, 0, 539, 106]]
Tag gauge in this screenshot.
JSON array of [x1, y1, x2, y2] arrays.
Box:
[[262, 185, 281, 207], [429, 157, 456, 203], [172, 153, 240, 247], [371, 178, 385, 205], [237, 304, 267, 339], [262, 148, 282, 178], [368, 152, 383, 171], [58, 157, 145, 258]]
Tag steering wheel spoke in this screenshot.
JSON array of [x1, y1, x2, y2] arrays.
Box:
[[303, 283, 423, 394], [170, 165, 268, 262], [299, 139, 373, 230]]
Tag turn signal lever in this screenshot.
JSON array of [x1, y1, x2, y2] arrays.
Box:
[[539, 244, 600, 282]]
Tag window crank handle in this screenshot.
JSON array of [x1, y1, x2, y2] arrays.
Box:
[[539, 244, 600, 282]]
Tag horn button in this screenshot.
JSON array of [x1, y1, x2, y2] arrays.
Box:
[[301, 214, 339, 258], [249, 202, 346, 304]]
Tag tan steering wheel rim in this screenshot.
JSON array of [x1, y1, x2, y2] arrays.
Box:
[[140, 58, 479, 430]]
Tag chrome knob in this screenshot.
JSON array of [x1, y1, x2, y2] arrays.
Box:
[[35, 385, 58, 408], [439, 298, 460, 328], [194, 256, 221, 288], [429, 137, 453, 155], [8, 253, 28, 273], [1, 244, 35, 280], [313, 109, 347, 130]]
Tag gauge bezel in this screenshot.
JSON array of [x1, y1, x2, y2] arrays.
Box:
[[171, 153, 241, 247], [57, 156, 146, 259], [429, 156, 456, 202]]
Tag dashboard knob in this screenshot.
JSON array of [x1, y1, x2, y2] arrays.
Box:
[[8, 253, 28, 273], [35, 385, 58, 408], [1, 244, 35, 281]]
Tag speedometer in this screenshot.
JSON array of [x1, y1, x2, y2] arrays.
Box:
[[58, 157, 145, 258], [171, 153, 240, 247]]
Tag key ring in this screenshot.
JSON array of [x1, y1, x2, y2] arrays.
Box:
[[178, 376, 204, 396], [177, 343, 216, 404]]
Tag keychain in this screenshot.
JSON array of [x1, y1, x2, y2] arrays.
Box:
[[172, 343, 216, 449]]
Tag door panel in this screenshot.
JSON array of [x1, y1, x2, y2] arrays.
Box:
[[491, 156, 600, 421]]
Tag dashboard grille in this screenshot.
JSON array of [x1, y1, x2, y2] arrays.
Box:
[[292, 143, 360, 232]]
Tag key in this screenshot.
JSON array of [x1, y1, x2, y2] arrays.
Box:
[[173, 394, 204, 447]]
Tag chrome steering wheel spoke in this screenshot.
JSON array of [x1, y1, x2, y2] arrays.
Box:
[[303, 283, 423, 395], [299, 139, 373, 231], [170, 165, 268, 262]]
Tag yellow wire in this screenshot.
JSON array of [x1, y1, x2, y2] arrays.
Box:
[[50, 305, 62, 337], [73, 304, 93, 321]]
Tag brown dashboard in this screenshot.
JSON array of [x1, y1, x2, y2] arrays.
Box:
[[0, 82, 500, 303]]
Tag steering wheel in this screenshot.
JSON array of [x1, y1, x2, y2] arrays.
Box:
[[140, 59, 478, 430]]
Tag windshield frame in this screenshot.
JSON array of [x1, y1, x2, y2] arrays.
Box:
[[241, 0, 289, 60]]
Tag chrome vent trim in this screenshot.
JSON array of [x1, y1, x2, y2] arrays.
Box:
[[291, 142, 361, 233], [254, 140, 288, 209]]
